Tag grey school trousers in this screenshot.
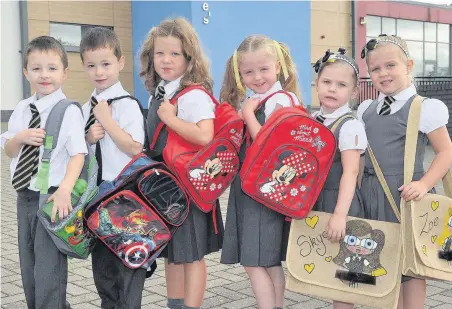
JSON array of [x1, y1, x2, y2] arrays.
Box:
[[91, 240, 147, 309], [17, 188, 68, 309]]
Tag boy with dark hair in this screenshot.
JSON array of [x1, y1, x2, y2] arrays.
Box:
[[80, 27, 146, 309], [2, 35, 87, 309]]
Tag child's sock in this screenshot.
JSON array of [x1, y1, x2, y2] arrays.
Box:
[[183, 306, 200, 309], [167, 298, 184, 309]]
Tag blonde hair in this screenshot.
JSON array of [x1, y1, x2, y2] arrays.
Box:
[[364, 35, 410, 63], [220, 35, 302, 108], [139, 17, 213, 93]]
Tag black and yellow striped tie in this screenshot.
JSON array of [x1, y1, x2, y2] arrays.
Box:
[[12, 103, 41, 191], [84, 96, 98, 134]]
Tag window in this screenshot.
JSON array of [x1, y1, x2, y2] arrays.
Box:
[[438, 43, 450, 76], [365, 17, 451, 76], [382, 17, 396, 36], [50, 22, 113, 52], [397, 19, 423, 41], [425, 22, 436, 42], [438, 23, 450, 43], [406, 41, 423, 77], [366, 16, 382, 37]]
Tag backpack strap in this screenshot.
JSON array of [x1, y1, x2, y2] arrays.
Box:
[[242, 90, 297, 148], [257, 90, 296, 110], [106, 95, 149, 151], [35, 99, 83, 194], [330, 114, 355, 134], [149, 85, 217, 150], [85, 95, 147, 185], [366, 96, 425, 222]]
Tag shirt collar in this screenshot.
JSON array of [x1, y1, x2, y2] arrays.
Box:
[[91, 82, 125, 102], [377, 84, 417, 101], [32, 88, 66, 113], [251, 81, 283, 100], [318, 104, 351, 119], [158, 76, 183, 99]]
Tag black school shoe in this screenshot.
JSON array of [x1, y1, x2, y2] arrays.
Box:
[[65, 301, 71, 309]]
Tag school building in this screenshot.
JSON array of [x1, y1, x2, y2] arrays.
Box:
[[2, 0, 452, 122]]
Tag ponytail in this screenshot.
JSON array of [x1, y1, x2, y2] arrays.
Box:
[[220, 55, 246, 108], [275, 42, 303, 105]]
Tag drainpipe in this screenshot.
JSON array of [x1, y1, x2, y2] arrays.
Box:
[[351, 0, 356, 58], [19, 1, 30, 99]]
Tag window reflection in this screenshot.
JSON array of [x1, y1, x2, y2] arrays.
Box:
[[425, 23, 436, 42], [406, 41, 423, 77], [397, 19, 423, 41], [366, 16, 382, 37], [365, 17, 450, 76], [438, 24, 450, 43], [438, 43, 450, 76], [49, 23, 113, 51], [50, 23, 81, 48], [425, 42, 436, 61], [382, 17, 396, 36]]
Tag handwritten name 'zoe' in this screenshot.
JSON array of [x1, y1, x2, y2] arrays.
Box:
[[419, 212, 439, 237]]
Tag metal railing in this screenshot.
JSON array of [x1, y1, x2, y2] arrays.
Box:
[[358, 76, 452, 102]]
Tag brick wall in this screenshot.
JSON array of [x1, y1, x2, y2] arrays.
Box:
[[417, 83, 452, 139]]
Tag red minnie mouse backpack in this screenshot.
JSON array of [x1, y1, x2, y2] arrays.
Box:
[[150, 85, 244, 214], [240, 99, 337, 219]]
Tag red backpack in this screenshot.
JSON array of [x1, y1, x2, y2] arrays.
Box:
[[150, 85, 244, 215], [240, 100, 337, 219]]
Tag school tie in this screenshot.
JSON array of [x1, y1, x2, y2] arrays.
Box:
[[379, 96, 396, 116], [154, 85, 165, 101], [84, 96, 98, 134], [12, 103, 41, 191], [82, 97, 104, 184], [315, 114, 326, 124]]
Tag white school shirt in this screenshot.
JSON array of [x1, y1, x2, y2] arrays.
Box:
[[1, 88, 88, 191], [241, 81, 300, 121], [357, 84, 449, 134], [82, 82, 145, 182], [312, 104, 368, 153], [147, 76, 215, 123]]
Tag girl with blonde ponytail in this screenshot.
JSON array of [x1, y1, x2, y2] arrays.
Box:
[[220, 35, 302, 309]]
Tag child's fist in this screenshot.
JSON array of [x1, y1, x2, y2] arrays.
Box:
[[157, 98, 177, 124], [93, 100, 112, 125], [326, 213, 347, 243], [86, 123, 105, 145], [17, 128, 46, 146], [242, 97, 260, 114]]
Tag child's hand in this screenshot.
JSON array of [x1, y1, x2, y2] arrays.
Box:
[[47, 187, 73, 223], [326, 213, 347, 242], [93, 100, 112, 126], [399, 181, 429, 201], [242, 97, 260, 115], [238, 110, 244, 120], [17, 128, 46, 146], [157, 98, 177, 124], [86, 123, 105, 145]]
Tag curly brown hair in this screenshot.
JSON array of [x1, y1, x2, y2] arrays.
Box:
[[219, 35, 302, 108], [139, 17, 213, 93]]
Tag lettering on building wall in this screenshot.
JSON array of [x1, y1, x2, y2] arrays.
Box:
[[203, 2, 211, 24]]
